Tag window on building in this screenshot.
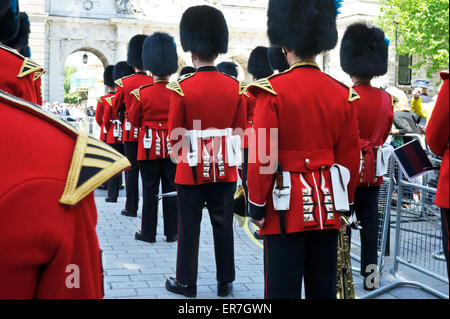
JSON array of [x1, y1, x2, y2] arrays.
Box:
[[398, 55, 412, 86]]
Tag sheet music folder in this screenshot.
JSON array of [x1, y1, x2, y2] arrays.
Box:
[[393, 139, 439, 180]]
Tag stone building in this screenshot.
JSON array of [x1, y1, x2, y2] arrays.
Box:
[[20, 0, 441, 103]]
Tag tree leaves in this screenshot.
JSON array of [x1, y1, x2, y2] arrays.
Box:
[[378, 0, 449, 79]]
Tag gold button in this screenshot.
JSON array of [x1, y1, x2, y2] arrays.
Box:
[[305, 158, 311, 165], [322, 165, 326, 169]]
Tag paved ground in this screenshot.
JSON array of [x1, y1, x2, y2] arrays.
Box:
[[94, 180, 449, 300]]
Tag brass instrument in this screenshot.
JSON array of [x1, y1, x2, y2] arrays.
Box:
[[336, 215, 356, 299]]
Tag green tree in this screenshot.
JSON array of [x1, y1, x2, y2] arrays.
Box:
[[378, 0, 449, 79], [64, 65, 82, 104]]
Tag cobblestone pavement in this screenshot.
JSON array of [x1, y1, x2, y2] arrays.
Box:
[[95, 187, 448, 300]]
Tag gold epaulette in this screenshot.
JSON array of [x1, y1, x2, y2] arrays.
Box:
[[97, 97, 102, 103], [166, 72, 195, 97], [246, 78, 277, 96], [239, 82, 249, 97], [114, 75, 134, 88], [131, 88, 141, 101], [105, 96, 113, 106], [59, 133, 131, 206], [0, 44, 45, 81], [348, 88, 360, 102], [18, 58, 45, 81]]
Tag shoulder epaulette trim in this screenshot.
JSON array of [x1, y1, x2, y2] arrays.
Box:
[[246, 78, 277, 96], [131, 88, 141, 101], [114, 74, 134, 88], [18, 58, 45, 80], [59, 133, 131, 206], [97, 97, 102, 103], [239, 82, 249, 97], [105, 96, 113, 106], [178, 72, 195, 82], [348, 88, 360, 102]]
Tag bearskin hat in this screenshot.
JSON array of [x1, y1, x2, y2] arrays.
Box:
[[179, 66, 196, 77], [268, 46, 290, 73], [142, 32, 178, 77], [103, 65, 115, 87], [340, 23, 389, 79], [248, 46, 273, 79], [217, 62, 238, 78], [4, 12, 30, 50], [113, 61, 135, 81], [267, 0, 341, 58], [0, 0, 20, 42], [127, 34, 147, 70], [180, 5, 229, 60]]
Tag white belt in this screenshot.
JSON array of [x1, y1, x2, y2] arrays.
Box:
[[186, 128, 241, 168]]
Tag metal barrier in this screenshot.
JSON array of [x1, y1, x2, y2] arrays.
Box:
[[68, 118, 99, 137], [355, 134, 449, 299]]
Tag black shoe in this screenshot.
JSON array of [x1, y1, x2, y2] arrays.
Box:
[[105, 197, 117, 203], [217, 282, 233, 297], [165, 277, 196, 298], [121, 209, 137, 217], [253, 231, 263, 240], [166, 235, 178, 243], [135, 231, 155, 243], [120, 185, 125, 190]]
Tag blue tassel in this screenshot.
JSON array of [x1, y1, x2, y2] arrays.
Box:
[[384, 37, 391, 47]]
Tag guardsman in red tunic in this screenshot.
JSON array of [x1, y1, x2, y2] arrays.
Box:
[[128, 32, 179, 244], [103, 61, 134, 202], [113, 35, 154, 218], [96, 65, 115, 143], [0, 3, 44, 105], [426, 72, 449, 279], [0, 91, 131, 298], [246, 0, 360, 299], [340, 23, 395, 291], [165, 6, 246, 298], [243, 46, 274, 208]]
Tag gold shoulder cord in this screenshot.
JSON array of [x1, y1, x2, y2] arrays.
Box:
[[246, 78, 277, 96], [131, 88, 141, 101], [59, 134, 131, 206], [348, 88, 360, 102]]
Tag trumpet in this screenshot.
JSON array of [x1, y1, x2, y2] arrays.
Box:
[[336, 215, 357, 299]]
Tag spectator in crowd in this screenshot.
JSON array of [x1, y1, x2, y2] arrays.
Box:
[[411, 79, 434, 126], [391, 88, 422, 145], [86, 105, 95, 117]]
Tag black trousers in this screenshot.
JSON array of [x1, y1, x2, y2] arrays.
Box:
[[264, 230, 338, 299], [107, 143, 124, 200], [139, 159, 178, 240], [124, 142, 140, 213], [176, 182, 236, 287], [348, 187, 380, 283], [441, 208, 450, 279], [242, 148, 249, 214]]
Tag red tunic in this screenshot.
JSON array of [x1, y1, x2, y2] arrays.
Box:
[[352, 83, 395, 187], [0, 90, 130, 299], [242, 92, 257, 149], [113, 73, 154, 143], [167, 68, 247, 185], [103, 94, 122, 145], [95, 94, 112, 142], [0, 44, 44, 105], [426, 72, 449, 210], [128, 81, 173, 161], [246, 62, 361, 235]]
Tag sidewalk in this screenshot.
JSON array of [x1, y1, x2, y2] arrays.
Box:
[[94, 190, 448, 299]]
